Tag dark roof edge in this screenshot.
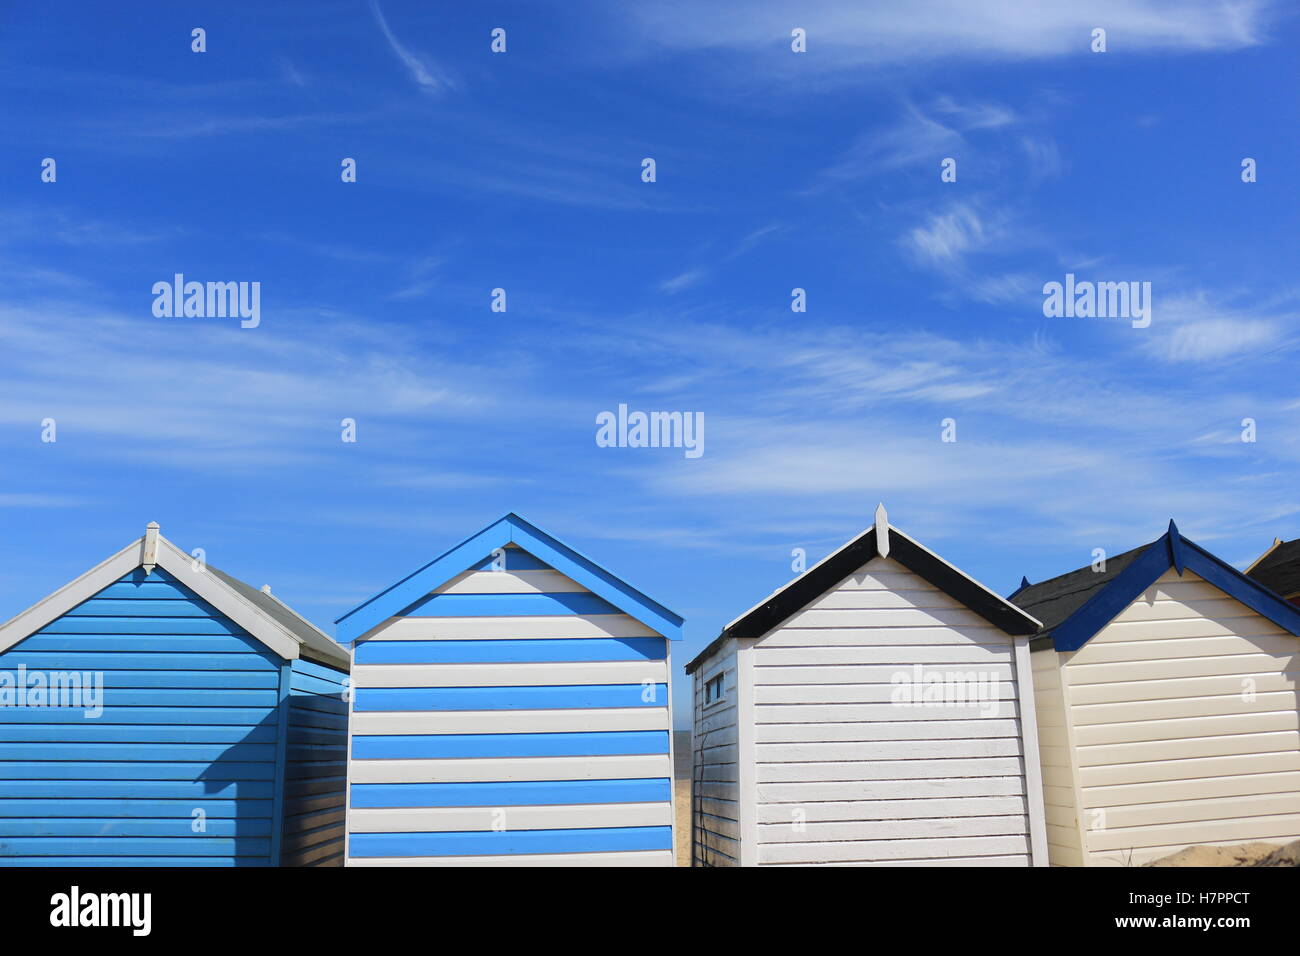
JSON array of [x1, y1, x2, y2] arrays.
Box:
[[685, 523, 1040, 674], [1042, 524, 1300, 652]]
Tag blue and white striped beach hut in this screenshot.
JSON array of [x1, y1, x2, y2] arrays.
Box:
[[336, 513, 682, 866], [0, 523, 350, 866]]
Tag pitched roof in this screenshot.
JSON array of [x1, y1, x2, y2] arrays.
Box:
[[334, 512, 684, 644], [1010, 544, 1148, 646], [685, 508, 1041, 675], [1247, 537, 1300, 599], [1011, 521, 1300, 652], [0, 524, 347, 670], [206, 565, 349, 670]]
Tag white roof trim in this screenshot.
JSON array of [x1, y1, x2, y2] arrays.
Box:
[[0, 531, 305, 660]]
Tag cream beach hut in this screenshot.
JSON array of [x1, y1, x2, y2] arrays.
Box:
[[1012, 521, 1300, 866]]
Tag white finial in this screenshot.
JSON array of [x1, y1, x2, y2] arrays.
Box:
[[874, 503, 890, 558], [260, 584, 272, 595], [142, 522, 160, 575]]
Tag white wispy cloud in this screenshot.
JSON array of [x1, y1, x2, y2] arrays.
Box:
[[369, 0, 453, 94], [1143, 291, 1293, 363], [902, 202, 993, 269], [620, 1, 1272, 71]]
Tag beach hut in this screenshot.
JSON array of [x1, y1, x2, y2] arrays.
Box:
[[336, 513, 682, 866], [1011, 521, 1300, 866], [1248, 537, 1300, 606], [0, 523, 350, 866], [685, 505, 1047, 866]]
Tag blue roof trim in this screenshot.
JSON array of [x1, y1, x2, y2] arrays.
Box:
[[1052, 526, 1300, 652], [334, 514, 683, 643]]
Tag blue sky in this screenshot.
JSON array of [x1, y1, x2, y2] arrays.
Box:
[[1, 2, 1297, 727]]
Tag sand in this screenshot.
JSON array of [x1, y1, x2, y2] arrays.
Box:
[[1147, 839, 1300, 867]]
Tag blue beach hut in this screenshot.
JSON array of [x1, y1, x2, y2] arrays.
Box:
[[0, 523, 350, 866], [336, 513, 682, 866]]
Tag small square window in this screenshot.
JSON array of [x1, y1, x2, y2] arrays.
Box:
[[704, 673, 725, 705]]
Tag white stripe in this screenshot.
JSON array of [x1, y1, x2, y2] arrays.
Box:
[[351, 707, 670, 735], [353, 660, 667, 687], [349, 802, 671, 832], [349, 754, 672, 783], [347, 850, 674, 867], [364, 615, 660, 641], [434, 570, 586, 595]]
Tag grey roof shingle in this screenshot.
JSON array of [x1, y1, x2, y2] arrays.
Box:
[[1011, 542, 1152, 643], [1248, 538, 1300, 600], [206, 564, 350, 671]]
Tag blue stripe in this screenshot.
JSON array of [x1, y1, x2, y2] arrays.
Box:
[[354, 683, 668, 711], [399, 592, 621, 617], [349, 826, 672, 857], [350, 778, 671, 808], [0, 858, 257, 867], [0, 818, 271, 837], [351, 731, 668, 759], [467, 549, 553, 571], [0, 799, 271, 818], [355, 637, 666, 664], [0, 837, 271, 857]]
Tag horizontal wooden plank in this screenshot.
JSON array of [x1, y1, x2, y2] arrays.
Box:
[[1076, 730, 1300, 767], [402, 592, 620, 617], [349, 707, 668, 735], [756, 645, 1013, 669], [349, 754, 672, 784], [758, 815, 1028, 843], [1079, 750, 1300, 788], [1073, 710, 1300, 747], [1067, 653, 1298, 685], [759, 626, 1010, 648], [758, 776, 1027, 802], [756, 682, 1017, 705], [350, 802, 671, 833], [351, 730, 669, 760], [1068, 670, 1300, 705], [1086, 811, 1300, 853], [757, 834, 1029, 864], [1076, 633, 1299, 664], [1083, 770, 1300, 808], [352, 660, 667, 688], [355, 637, 666, 664], [433, 570, 586, 595], [755, 701, 1020, 723], [757, 738, 1023, 762], [1073, 690, 1299, 726], [757, 757, 1026, 783], [350, 777, 672, 808], [1089, 791, 1300, 830], [756, 796, 1027, 824], [365, 615, 660, 641], [348, 825, 672, 857], [0, 798, 270, 818], [353, 683, 669, 711], [347, 849, 674, 867], [780, 606, 993, 630], [0, 817, 271, 838]]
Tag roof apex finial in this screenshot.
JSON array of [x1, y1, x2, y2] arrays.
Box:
[[1020, 575, 1031, 590], [874, 503, 890, 558], [141, 522, 161, 576], [1167, 519, 1185, 575]]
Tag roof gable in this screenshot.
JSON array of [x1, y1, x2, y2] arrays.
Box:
[[0, 523, 347, 670], [1013, 521, 1300, 652], [334, 513, 684, 643], [1247, 537, 1300, 599], [685, 507, 1040, 674]]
